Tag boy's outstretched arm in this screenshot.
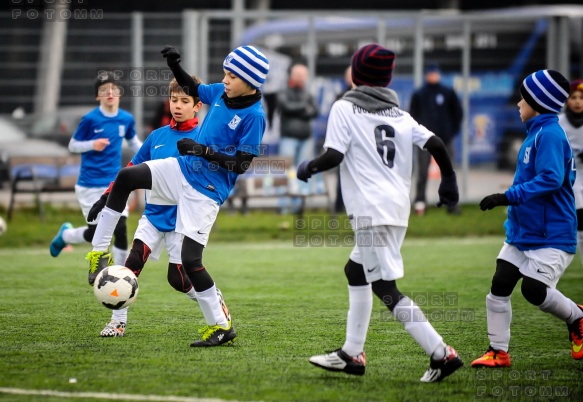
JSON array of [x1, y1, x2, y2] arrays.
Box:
[[296, 148, 344, 182], [161, 45, 199, 98]]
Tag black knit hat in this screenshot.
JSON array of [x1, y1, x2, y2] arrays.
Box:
[[519, 69, 570, 114], [351, 44, 396, 87], [94, 70, 119, 96]]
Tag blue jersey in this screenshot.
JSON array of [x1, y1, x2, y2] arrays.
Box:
[[132, 123, 200, 232], [74, 107, 137, 187], [177, 83, 266, 205], [504, 113, 577, 253]]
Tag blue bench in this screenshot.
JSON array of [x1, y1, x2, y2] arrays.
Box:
[[7, 155, 80, 222]]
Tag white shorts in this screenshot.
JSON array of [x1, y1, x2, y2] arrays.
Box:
[[497, 242, 573, 288], [349, 225, 406, 283], [133, 215, 183, 263], [75, 184, 129, 224], [145, 158, 219, 246]]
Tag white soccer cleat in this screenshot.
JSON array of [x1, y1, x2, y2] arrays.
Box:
[[309, 349, 366, 376], [100, 320, 126, 337]]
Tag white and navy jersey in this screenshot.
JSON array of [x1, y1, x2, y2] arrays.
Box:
[[176, 83, 266, 205], [560, 113, 583, 208], [73, 107, 137, 187], [132, 124, 200, 232], [324, 98, 434, 228]]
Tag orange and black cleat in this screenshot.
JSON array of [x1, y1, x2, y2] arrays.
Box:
[[471, 346, 511, 368]]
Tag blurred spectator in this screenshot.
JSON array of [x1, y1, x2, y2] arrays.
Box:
[[277, 62, 319, 212], [277, 63, 319, 166], [410, 63, 463, 215]]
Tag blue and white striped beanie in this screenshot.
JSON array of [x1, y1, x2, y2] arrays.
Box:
[[223, 46, 269, 89], [520, 69, 570, 114]]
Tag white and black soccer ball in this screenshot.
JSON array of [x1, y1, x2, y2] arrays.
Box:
[[93, 265, 139, 310], [0, 216, 6, 236]]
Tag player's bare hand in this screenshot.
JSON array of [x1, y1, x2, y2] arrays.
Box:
[[93, 138, 110, 151]]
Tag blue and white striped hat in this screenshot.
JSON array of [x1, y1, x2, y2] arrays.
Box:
[[223, 46, 269, 89], [520, 69, 570, 114]]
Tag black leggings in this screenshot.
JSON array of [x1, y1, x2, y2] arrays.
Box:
[[343, 259, 405, 311], [181, 236, 214, 292], [106, 164, 152, 212], [125, 239, 193, 293], [491, 258, 548, 306]]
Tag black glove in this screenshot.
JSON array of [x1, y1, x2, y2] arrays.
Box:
[[577, 152, 583, 164], [177, 138, 207, 156], [87, 192, 108, 222], [296, 160, 313, 182], [437, 173, 459, 208], [161, 45, 181, 68], [479, 193, 509, 211]]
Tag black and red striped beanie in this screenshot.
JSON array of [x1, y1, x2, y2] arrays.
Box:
[[351, 44, 396, 87]]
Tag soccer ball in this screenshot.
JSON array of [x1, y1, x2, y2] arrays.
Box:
[[0, 216, 6, 235], [93, 265, 139, 310]]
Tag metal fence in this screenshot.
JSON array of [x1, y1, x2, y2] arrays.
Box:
[[1, 6, 583, 199]]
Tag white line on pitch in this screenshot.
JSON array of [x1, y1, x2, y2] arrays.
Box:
[[0, 387, 250, 402]]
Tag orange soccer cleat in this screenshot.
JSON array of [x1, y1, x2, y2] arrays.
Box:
[[471, 347, 511, 368]]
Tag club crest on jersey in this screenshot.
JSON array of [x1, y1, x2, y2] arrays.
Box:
[[118, 125, 126, 137], [228, 115, 241, 130], [523, 147, 531, 164]]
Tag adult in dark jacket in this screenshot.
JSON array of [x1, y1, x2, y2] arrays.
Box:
[[410, 63, 462, 215], [277, 63, 319, 167]]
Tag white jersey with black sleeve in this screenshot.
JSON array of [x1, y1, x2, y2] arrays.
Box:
[[323, 87, 434, 229]]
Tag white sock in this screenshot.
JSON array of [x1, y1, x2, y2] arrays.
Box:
[[392, 296, 445, 356], [195, 285, 229, 327], [538, 288, 583, 324], [112, 307, 128, 323], [486, 293, 511, 352], [112, 246, 129, 266], [342, 285, 373, 357], [185, 288, 198, 301], [62, 226, 87, 244], [92, 207, 121, 251]]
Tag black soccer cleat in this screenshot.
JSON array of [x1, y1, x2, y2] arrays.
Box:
[[190, 321, 236, 347], [420, 345, 463, 382]]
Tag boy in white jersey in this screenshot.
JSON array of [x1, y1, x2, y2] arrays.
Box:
[[49, 71, 142, 266], [89, 76, 230, 337], [296, 44, 462, 382], [560, 79, 583, 265], [85, 45, 269, 347]]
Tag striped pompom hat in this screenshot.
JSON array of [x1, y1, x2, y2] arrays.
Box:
[[223, 46, 269, 89], [520, 69, 570, 114], [351, 44, 396, 87]]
